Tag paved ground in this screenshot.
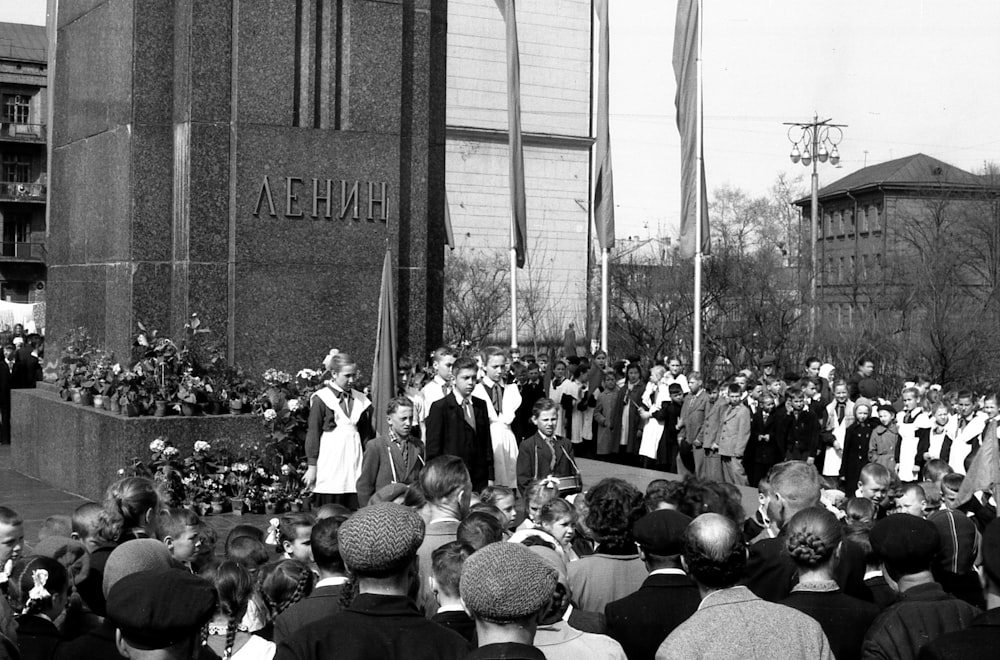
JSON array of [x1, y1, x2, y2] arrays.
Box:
[[1, 445, 756, 547]]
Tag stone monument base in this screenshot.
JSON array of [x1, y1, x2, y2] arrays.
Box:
[[11, 387, 266, 501]]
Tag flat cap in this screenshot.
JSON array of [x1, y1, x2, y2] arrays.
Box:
[[633, 509, 691, 556], [106, 568, 216, 650], [461, 542, 556, 623], [870, 514, 939, 574], [102, 539, 176, 597], [761, 354, 776, 367], [338, 503, 424, 576]]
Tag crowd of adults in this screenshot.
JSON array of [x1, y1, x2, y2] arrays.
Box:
[[1, 343, 999, 660]]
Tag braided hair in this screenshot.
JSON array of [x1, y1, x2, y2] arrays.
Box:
[[209, 561, 253, 660], [784, 507, 842, 569], [257, 559, 315, 619]]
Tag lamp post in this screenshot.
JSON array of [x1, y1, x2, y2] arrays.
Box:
[[784, 115, 845, 344]]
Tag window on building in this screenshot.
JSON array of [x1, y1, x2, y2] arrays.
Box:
[[861, 206, 869, 233], [873, 206, 882, 232], [849, 255, 855, 280], [2, 95, 30, 124], [1, 281, 29, 303], [1, 156, 31, 183], [2, 215, 30, 258], [838, 257, 845, 283], [861, 254, 869, 279], [836, 211, 844, 235], [847, 210, 855, 235]]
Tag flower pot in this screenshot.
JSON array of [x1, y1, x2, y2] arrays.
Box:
[[70, 388, 82, 404], [78, 391, 94, 407], [229, 400, 244, 415], [211, 501, 226, 514], [123, 403, 139, 417], [180, 402, 198, 417], [60, 388, 72, 401], [264, 502, 279, 515], [93, 394, 105, 409], [230, 499, 246, 515], [289, 502, 301, 513], [108, 398, 121, 414], [301, 494, 312, 512], [207, 401, 225, 415], [153, 400, 169, 417]]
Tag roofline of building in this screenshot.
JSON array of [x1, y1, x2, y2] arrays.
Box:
[[792, 180, 997, 207]]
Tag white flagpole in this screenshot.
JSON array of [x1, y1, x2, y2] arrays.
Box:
[[510, 213, 518, 350], [601, 247, 609, 352], [692, 0, 704, 373]]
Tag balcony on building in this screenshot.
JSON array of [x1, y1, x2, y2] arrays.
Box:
[[0, 121, 45, 143], [0, 181, 45, 203]]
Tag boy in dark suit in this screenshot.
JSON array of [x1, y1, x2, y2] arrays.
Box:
[[425, 357, 494, 491], [515, 397, 577, 494], [274, 516, 350, 644]]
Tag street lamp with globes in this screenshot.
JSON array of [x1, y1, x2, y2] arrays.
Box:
[[784, 114, 846, 343]]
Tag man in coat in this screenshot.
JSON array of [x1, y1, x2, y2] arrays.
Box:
[[425, 357, 493, 491], [276, 504, 468, 660], [356, 396, 425, 507], [605, 509, 700, 660], [677, 372, 710, 476], [656, 514, 833, 659], [861, 514, 981, 659]]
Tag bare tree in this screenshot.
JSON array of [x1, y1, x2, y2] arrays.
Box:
[[443, 249, 510, 348]]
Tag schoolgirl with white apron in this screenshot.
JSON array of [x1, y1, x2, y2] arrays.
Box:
[[309, 382, 372, 509], [473, 379, 522, 489]]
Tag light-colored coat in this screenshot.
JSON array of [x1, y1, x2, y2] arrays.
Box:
[[717, 403, 751, 458], [656, 586, 834, 660]]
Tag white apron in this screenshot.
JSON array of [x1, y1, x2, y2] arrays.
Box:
[[823, 400, 854, 477], [896, 409, 931, 481], [638, 382, 666, 460], [313, 387, 369, 494], [473, 381, 521, 489]]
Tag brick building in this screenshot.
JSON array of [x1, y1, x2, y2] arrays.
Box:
[[445, 0, 593, 340], [0, 22, 47, 304], [794, 153, 995, 326]]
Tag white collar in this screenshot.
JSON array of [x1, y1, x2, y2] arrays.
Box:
[[435, 603, 468, 614], [864, 569, 883, 581], [561, 603, 574, 622], [316, 576, 350, 588], [649, 568, 687, 576]]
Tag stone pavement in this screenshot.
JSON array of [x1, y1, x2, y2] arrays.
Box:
[[1, 445, 756, 547]]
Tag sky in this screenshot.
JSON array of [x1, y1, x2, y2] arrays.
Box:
[[610, 0, 1000, 240], [5, 0, 1000, 242]]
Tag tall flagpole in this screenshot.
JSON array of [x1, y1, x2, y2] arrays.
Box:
[[692, 0, 704, 373], [601, 248, 609, 351], [510, 216, 518, 349]]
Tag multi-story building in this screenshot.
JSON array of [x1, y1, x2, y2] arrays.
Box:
[[445, 0, 593, 342], [795, 153, 994, 326], [0, 22, 47, 304]]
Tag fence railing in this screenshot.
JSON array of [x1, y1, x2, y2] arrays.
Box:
[[0, 241, 45, 260], [0, 123, 46, 142], [0, 182, 46, 201]]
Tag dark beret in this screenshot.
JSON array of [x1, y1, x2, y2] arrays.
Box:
[[983, 518, 1000, 586], [870, 514, 939, 574], [761, 355, 776, 367], [633, 510, 691, 556], [338, 503, 424, 575], [106, 568, 216, 650]]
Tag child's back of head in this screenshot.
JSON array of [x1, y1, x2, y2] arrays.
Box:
[[258, 558, 316, 619], [922, 459, 954, 486], [310, 516, 347, 576], [431, 541, 473, 604], [457, 512, 504, 550], [226, 536, 270, 575], [72, 502, 103, 545]]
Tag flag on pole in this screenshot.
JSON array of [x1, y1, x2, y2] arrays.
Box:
[[500, 0, 527, 267], [444, 191, 455, 249], [956, 420, 1000, 507], [371, 250, 398, 438], [673, 0, 709, 259], [593, 0, 615, 251]]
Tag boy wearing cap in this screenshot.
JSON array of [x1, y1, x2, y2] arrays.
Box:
[[106, 568, 217, 660], [861, 514, 981, 659], [605, 510, 700, 660], [462, 542, 557, 659], [276, 503, 467, 660]]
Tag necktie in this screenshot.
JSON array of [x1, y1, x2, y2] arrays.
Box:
[[442, 382, 452, 396], [837, 403, 845, 424], [959, 417, 969, 431], [462, 398, 476, 430], [490, 384, 502, 415], [904, 411, 915, 425], [337, 388, 352, 417], [546, 437, 557, 471]]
